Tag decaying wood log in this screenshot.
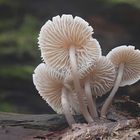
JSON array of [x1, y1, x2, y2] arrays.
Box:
[[0, 99, 140, 140], [0, 112, 85, 140], [0, 112, 69, 131], [0, 112, 140, 140], [61, 117, 140, 140]]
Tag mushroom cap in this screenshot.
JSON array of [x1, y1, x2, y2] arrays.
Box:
[[38, 14, 101, 71], [33, 63, 80, 114], [107, 45, 140, 87], [81, 56, 116, 97]]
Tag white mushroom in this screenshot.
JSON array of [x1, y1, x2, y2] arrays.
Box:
[[33, 63, 80, 126], [101, 45, 140, 117], [38, 14, 101, 123], [80, 56, 116, 118]]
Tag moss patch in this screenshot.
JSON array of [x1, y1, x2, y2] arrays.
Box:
[[0, 15, 39, 59], [0, 65, 34, 80], [0, 102, 17, 112], [105, 0, 140, 8]]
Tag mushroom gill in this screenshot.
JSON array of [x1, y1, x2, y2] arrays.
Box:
[[33, 63, 80, 126], [101, 45, 140, 118], [80, 56, 116, 118], [38, 14, 101, 123]]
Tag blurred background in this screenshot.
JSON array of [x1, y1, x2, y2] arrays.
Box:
[[0, 0, 140, 114]]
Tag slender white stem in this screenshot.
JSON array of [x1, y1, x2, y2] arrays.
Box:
[[61, 87, 75, 127], [85, 78, 98, 118], [101, 63, 124, 118], [69, 46, 93, 123]]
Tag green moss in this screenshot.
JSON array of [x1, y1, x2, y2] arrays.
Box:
[[0, 19, 17, 31], [16, 16, 39, 58], [0, 47, 16, 55], [0, 102, 17, 112], [0, 0, 22, 8], [0, 15, 39, 59], [0, 65, 34, 80], [104, 0, 140, 8]]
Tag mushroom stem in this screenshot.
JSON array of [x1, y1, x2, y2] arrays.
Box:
[[61, 87, 75, 127], [85, 78, 98, 118], [69, 46, 93, 123], [101, 63, 124, 118]]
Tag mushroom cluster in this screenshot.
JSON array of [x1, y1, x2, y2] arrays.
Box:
[[33, 14, 140, 126]]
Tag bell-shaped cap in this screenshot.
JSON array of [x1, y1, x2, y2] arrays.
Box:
[[81, 56, 116, 97], [33, 63, 80, 114], [38, 14, 101, 71], [107, 45, 140, 86]]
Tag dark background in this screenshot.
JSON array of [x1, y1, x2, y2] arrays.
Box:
[[0, 0, 140, 114]]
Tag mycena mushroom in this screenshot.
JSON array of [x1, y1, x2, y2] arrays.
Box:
[[38, 14, 101, 123], [33, 63, 80, 126], [101, 45, 140, 118], [80, 56, 116, 118]]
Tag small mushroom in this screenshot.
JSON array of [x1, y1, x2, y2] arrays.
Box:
[[80, 56, 116, 118], [101, 45, 140, 117], [33, 63, 80, 126], [38, 14, 101, 123]]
